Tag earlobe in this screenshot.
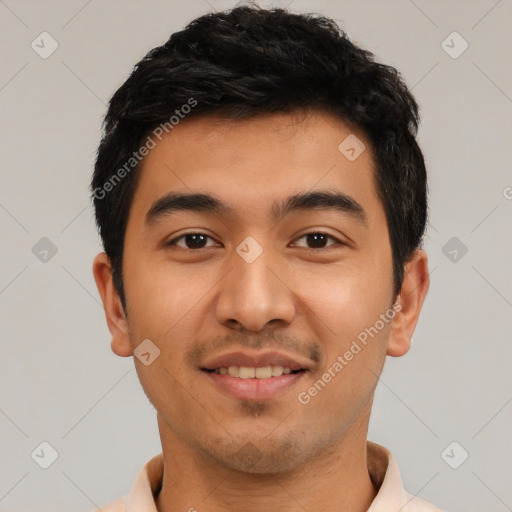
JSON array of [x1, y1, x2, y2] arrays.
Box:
[[92, 253, 133, 357], [387, 249, 430, 357]]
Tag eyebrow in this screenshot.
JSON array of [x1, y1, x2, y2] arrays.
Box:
[[145, 190, 368, 227]]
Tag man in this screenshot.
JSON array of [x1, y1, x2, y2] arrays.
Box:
[[91, 4, 442, 511]]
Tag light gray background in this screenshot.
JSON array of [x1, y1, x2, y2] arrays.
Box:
[[1, 0, 511, 510]]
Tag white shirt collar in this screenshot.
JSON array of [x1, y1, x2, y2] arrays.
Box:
[[98, 441, 444, 511]]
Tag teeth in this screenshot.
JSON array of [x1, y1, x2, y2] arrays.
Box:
[[239, 366, 255, 379], [255, 366, 272, 379], [214, 365, 296, 379], [271, 365, 284, 377]]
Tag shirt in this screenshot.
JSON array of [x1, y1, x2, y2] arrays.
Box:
[[95, 441, 445, 511]]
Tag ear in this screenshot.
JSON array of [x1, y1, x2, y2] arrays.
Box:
[[386, 249, 430, 357], [92, 252, 133, 357]]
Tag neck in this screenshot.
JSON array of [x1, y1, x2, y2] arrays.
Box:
[[154, 415, 376, 512]]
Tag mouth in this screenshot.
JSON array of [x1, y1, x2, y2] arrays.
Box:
[[200, 350, 310, 400], [202, 365, 305, 379]]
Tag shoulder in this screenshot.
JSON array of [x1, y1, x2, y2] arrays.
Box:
[[92, 495, 128, 512], [402, 492, 446, 512]]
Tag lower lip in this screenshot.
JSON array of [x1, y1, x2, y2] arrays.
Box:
[[203, 370, 306, 400]]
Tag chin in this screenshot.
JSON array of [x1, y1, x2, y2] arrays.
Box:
[[208, 437, 308, 475]]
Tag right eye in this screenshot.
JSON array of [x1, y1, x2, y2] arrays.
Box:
[[166, 232, 219, 250]]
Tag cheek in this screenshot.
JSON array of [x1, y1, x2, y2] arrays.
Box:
[[311, 288, 389, 376], [123, 254, 219, 350], [294, 252, 392, 400], [299, 258, 391, 338], [299, 282, 392, 412], [123, 256, 179, 342]]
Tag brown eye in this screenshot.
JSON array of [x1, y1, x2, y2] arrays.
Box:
[[293, 232, 342, 249], [167, 233, 217, 249]]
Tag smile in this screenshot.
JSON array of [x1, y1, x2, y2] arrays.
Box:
[[204, 365, 303, 379], [202, 366, 307, 400]]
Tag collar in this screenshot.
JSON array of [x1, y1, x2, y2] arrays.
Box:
[[113, 441, 442, 511]]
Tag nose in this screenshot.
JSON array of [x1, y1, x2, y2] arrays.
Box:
[[215, 246, 296, 332]]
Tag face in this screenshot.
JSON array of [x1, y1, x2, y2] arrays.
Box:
[[94, 110, 428, 474]]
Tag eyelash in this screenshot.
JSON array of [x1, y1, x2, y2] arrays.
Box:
[[166, 231, 345, 251]]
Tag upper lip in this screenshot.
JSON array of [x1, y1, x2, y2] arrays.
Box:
[[201, 350, 311, 372]]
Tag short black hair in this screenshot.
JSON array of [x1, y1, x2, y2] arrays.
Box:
[[91, 4, 427, 310]]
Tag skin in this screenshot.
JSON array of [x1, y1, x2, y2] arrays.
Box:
[[93, 110, 429, 512]]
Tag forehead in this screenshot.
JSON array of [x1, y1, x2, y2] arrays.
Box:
[[130, 110, 381, 226]]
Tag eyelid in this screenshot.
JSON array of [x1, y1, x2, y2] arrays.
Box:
[[166, 230, 346, 250], [290, 231, 345, 249], [166, 231, 220, 248]]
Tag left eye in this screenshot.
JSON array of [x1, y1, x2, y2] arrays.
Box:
[[292, 232, 341, 249], [167, 232, 342, 250]]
